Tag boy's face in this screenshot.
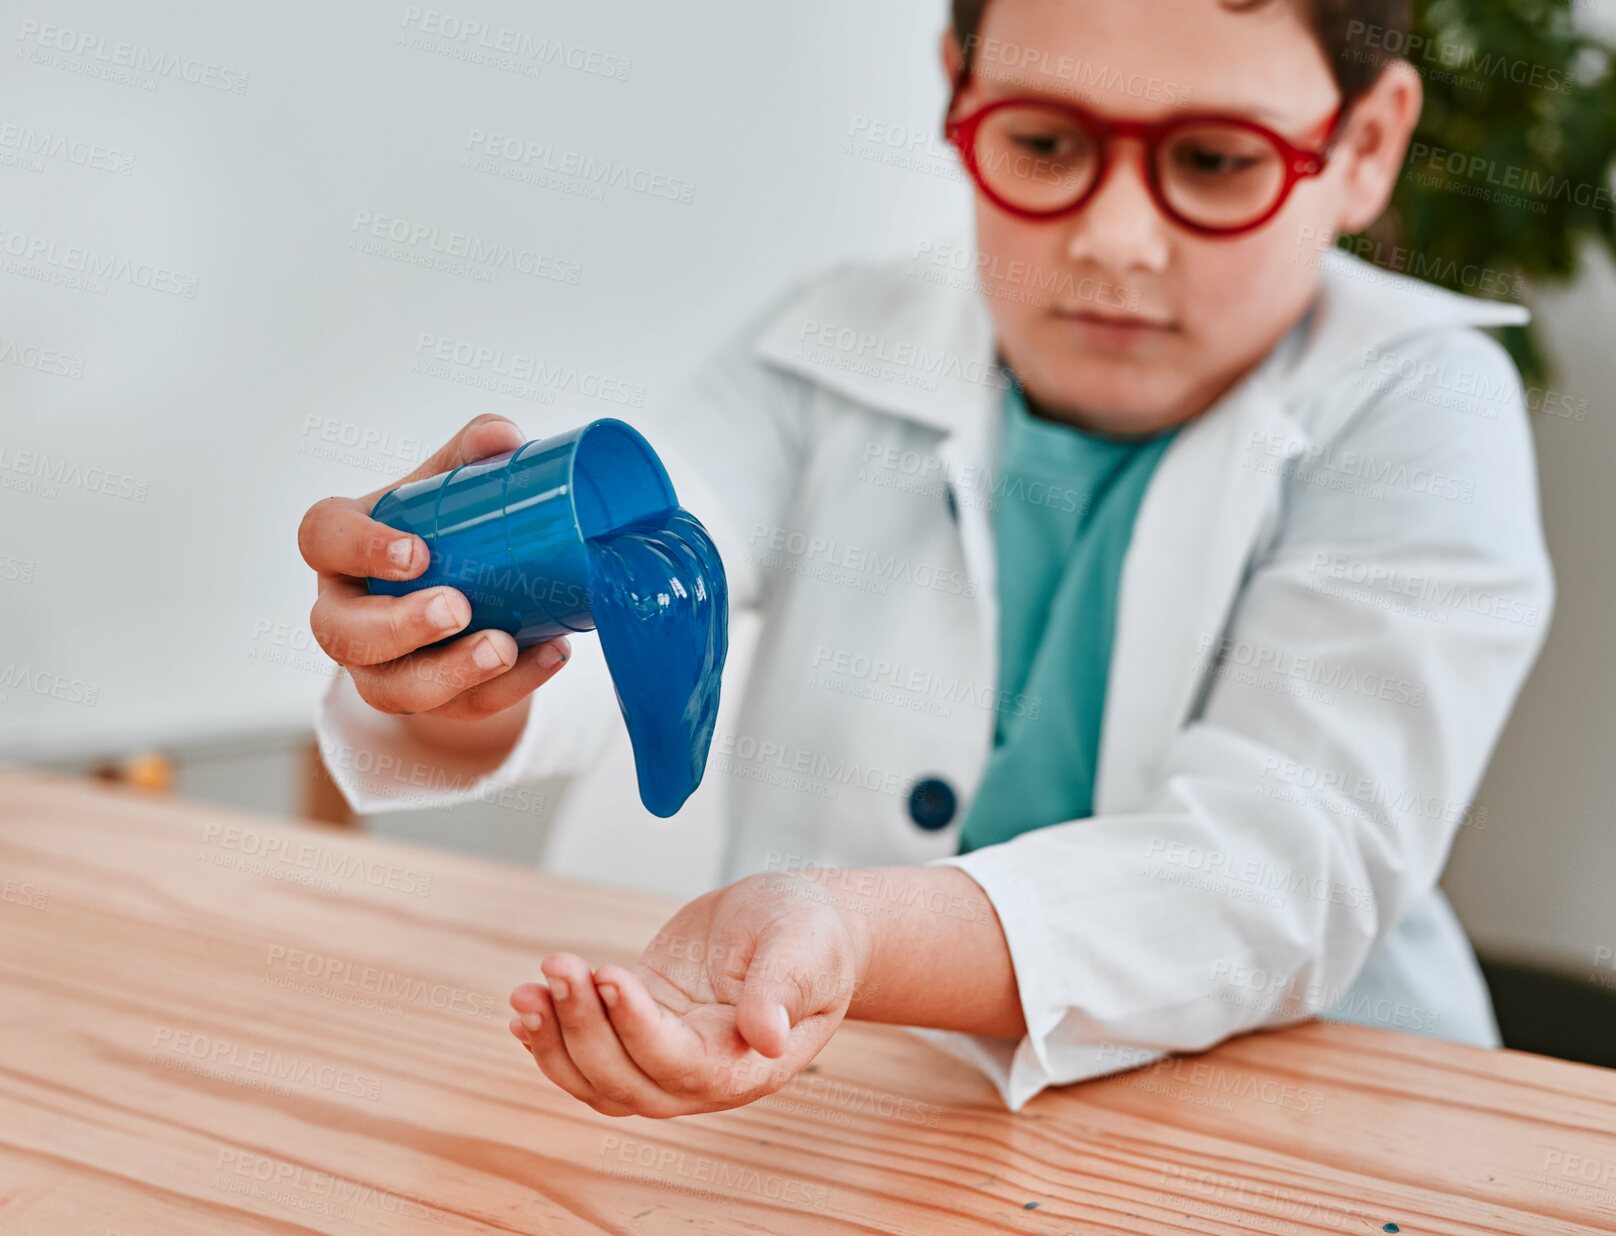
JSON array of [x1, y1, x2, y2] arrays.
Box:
[[950, 0, 1404, 435]]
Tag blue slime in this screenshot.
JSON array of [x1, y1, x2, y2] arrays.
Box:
[[585, 509, 728, 817]]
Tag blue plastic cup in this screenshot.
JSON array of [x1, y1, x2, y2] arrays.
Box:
[[367, 418, 678, 647]]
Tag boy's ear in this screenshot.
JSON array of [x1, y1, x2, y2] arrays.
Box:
[[1334, 59, 1424, 235], [941, 28, 964, 87]]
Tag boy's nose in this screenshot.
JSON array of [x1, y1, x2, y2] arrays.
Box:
[[1061, 140, 1171, 275]]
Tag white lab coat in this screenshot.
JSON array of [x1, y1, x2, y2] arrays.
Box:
[[317, 247, 1553, 1110]]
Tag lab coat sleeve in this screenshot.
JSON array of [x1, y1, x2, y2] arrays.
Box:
[[919, 328, 1555, 1110], [313, 289, 816, 814]]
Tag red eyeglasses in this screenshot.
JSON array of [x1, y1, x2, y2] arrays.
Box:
[[944, 80, 1347, 237]]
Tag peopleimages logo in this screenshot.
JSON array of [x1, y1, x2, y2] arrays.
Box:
[[598, 1136, 830, 1209], [264, 946, 498, 1020], [0, 336, 89, 379], [961, 34, 1194, 106], [1211, 959, 1439, 1025], [0, 223, 199, 298], [412, 332, 646, 407], [14, 19, 252, 93], [1198, 634, 1426, 707], [1309, 552, 1543, 627], [399, 6, 632, 81], [1345, 21, 1572, 95], [199, 822, 433, 896], [463, 129, 695, 204], [1144, 836, 1376, 912], [715, 733, 911, 800], [0, 663, 99, 706], [1246, 429, 1477, 504], [1405, 142, 1614, 214], [749, 522, 978, 598], [214, 1150, 443, 1224], [1, 878, 49, 910], [809, 642, 1040, 720], [0, 123, 137, 175], [151, 1028, 383, 1100], [1259, 755, 1486, 830], [348, 210, 581, 285], [0, 442, 151, 502], [795, 319, 1012, 391]]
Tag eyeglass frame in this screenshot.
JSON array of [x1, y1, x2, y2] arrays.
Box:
[[942, 72, 1348, 237]]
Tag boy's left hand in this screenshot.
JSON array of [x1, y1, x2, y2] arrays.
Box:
[[508, 872, 871, 1117]]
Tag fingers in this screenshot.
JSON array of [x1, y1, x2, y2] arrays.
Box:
[[310, 585, 471, 667], [299, 415, 553, 720], [736, 994, 793, 1060], [427, 638, 570, 719], [362, 414, 526, 505], [735, 918, 825, 1058], [299, 497, 427, 582], [348, 629, 519, 715], [387, 635, 570, 721], [311, 583, 568, 714], [506, 954, 811, 1117], [591, 963, 709, 1088], [538, 953, 677, 1117], [508, 983, 633, 1117]]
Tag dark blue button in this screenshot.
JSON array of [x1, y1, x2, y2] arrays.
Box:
[[908, 776, 957, 830], [944, 487, 959, 522]]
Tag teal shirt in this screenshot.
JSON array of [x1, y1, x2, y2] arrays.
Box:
[[957, 379, 1177, 855]]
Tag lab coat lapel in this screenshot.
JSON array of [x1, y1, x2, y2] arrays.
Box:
[[754, 262, 1008, 712], [1096, 370, 1305, 812], [937, 388, 1003, 708]]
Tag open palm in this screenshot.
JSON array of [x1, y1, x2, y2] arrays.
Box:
[[509, 872, 869, 1117]]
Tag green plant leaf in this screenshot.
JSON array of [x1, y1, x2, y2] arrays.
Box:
[[1338, 0, 1616, 389]]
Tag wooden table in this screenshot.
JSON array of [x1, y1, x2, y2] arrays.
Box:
[[3, 771, 1614, 1234]]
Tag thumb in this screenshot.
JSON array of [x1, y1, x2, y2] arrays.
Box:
[[362, 414, 526, 505], [735, 921, 822, 1059]]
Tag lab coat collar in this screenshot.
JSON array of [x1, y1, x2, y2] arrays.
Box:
[[752, 246, 1531, 438], [753, 258, 1005, 438], [1281, 247, 1530, 398]]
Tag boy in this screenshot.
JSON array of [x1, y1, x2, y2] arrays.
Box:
[[299, 0, 1551, 1114]]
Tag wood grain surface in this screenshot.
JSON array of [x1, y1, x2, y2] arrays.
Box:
[[1, 770, 1613, 1235]]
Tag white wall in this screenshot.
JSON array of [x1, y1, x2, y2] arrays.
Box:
[[0, 0, 965, 757], [3, 1, 1609, 974], [1440, 248, 1616, 974]]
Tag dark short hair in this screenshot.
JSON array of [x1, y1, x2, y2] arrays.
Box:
[[950, 0, 1413, 104]]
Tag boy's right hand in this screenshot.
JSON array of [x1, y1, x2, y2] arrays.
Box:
[[297, 414, 572, 722]]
